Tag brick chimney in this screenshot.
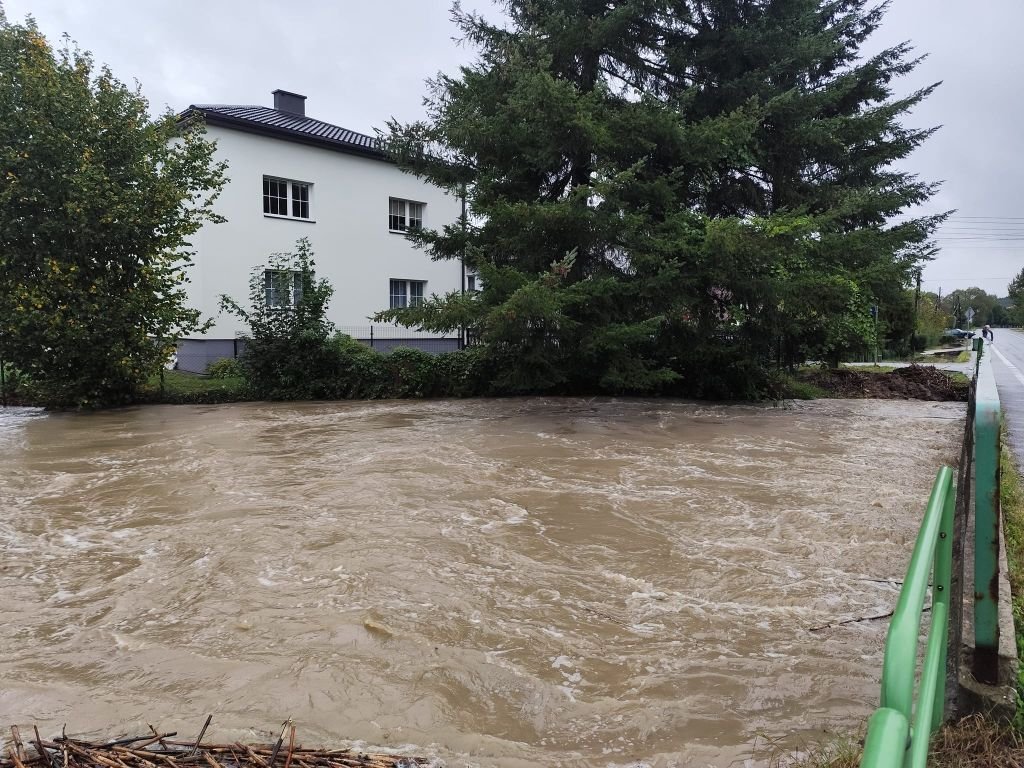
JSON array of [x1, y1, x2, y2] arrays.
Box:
[[272, 89, 306, 116]]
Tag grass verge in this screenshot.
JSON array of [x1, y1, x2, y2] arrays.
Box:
[[999, 443, 1024, 731], [775, 372, 830, 400], [778, 716, 1024, 768], [840, 364, 901, 373], [929, 715, 1024, 767]]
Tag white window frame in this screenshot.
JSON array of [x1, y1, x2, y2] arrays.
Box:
[[388, 197, 425, 232], [389, 279, 426, 309], [264, 269, 303, 309], [264, 176, 314, 221]]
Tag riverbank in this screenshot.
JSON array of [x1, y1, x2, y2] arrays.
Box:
[[785, 364, 969, 402], [2, 359, 971, 409], [127, 365, 972, 407]]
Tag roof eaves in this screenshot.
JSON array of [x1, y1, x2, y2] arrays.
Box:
[[187, 106, 392, 163]]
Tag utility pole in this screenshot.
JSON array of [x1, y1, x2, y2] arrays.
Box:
[[913, 269, 922, 348], [459, 183, 468, 350], [871, 304, 879, 365], [914, 270, 922, 319]]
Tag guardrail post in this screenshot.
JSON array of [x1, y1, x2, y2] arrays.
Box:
[[973, 345, 1001, 684], [932, 471, 954, 729]]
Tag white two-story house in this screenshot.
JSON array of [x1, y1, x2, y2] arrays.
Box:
[[176, 89, 464, 373]]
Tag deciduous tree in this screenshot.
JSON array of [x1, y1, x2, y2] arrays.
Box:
[[0, 14, 226, 406]]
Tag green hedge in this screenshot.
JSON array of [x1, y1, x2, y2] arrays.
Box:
[[239, 333, 493, 401]]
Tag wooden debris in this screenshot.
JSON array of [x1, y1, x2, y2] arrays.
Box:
[[0, 719, 427, 768]]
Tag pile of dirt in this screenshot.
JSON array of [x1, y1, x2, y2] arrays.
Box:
[[799, 364, 969, 401]]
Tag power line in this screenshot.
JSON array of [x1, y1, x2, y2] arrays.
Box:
[[944, 216, 1024, 221]]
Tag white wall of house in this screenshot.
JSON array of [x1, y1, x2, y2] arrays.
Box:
[[184, 125, 463, 341]]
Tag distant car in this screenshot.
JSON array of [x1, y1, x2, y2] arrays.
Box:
[[943, 328, 975, 339]]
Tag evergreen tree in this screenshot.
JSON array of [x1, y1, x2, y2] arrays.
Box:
[[1007, 268, 1024, 325], [379, 0, 941, 394], [665, 0, 944, 367], [378, 1, 762, 394]]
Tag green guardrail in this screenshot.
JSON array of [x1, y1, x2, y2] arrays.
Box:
[[972, 339, 1002, 683], [862, 338, 1005, 766], [860, 465, 955, 768]]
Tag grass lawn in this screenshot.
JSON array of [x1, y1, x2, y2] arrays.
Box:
[[139, 370, 249, 403]]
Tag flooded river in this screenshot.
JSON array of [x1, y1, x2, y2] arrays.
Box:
[[0, 398, 962, 767]]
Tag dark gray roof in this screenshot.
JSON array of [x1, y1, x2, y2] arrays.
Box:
[[187, 104, 388, 161]]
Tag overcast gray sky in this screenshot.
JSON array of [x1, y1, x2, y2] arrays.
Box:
[[7, 0, 1023, 299]]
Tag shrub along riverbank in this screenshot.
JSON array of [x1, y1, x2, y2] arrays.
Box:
[[2, 345, 972, 409]]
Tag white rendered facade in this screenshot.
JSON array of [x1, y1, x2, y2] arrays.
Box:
[[178, 94, 463, 371]]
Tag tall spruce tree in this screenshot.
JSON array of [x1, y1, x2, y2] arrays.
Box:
[[379, 0, 941, 394], [378, 1, 761, 395], [666, 0, 945, 367]]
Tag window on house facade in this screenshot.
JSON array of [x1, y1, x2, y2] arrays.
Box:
[[265, 269, 303, 308], [390, 279, 426, 309], [264, 176, 312, 220], [466, 274, 477, 292], [292, 183, 310, 219], [388, 198, 424, 232]]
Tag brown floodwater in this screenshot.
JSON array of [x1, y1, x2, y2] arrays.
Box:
[[0, 398, 963, 767]]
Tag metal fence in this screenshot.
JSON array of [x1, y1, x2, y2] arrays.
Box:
[[860, 338, 1005, 768], [172, 328, 463, 375], [860, 467, 955, 768], [335, 326, 462, 355], [971, 340, 1003, 684]]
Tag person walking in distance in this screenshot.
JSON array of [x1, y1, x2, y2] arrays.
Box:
[[983, 324, 994, 342]]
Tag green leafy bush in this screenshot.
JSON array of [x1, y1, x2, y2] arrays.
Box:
[[0, 17, 226, 408], [221, 238, 342, 400], [0, 362, 38, 405], [206, 358, 243, 379]]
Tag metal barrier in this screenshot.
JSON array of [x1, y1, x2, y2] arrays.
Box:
[[861, 338, 1006, 766], [966, 339, 999, 684], [971, 340, 1002, 683], [860, 466, 955, 768]]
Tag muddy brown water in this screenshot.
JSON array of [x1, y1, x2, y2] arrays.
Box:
[[0, 398, 963, 767]]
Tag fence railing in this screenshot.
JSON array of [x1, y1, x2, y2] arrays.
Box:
[[971, 340, 1002, 684], [860, 466, 955, 768], [861, 337, 1005, 767]]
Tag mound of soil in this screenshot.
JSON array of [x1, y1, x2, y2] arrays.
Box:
[[800, 364, 968, 401]]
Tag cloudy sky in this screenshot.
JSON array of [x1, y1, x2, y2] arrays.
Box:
[[6, 0, 1023, 299]]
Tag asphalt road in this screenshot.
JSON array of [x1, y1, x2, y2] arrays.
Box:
[[985, 328, 1024, 463]]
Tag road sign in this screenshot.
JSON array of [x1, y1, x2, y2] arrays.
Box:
[[966, 307, 976, 325]]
